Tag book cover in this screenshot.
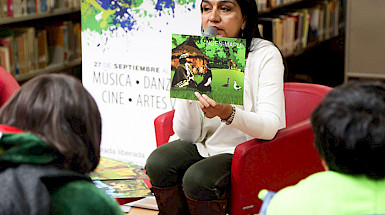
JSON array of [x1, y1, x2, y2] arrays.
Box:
[[93, 179, 152, 199], [170, 34, 246, 105], [91, 157, 151, 199], [90, 157, 148, 180]]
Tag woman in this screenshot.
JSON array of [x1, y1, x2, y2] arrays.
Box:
[[0, 74, 123, 215], [146, 0, 285, 214]]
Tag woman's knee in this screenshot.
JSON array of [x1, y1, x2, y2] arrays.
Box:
[[182, 163, 218, 201], [145, 147, 172, 180], [182, 154, 232, 201]]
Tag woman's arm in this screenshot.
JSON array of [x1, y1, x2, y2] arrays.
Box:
[[231, 43, 285, 140]]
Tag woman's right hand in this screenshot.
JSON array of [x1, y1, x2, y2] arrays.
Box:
[[194, 92, 232, 120]]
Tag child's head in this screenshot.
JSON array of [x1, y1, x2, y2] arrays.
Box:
[[311, 81, 385, 180], [0, 74, 101, 174]]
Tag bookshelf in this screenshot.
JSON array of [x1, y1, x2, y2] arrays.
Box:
[[0, 1, 81, 84], [0, 8, 80, 25], [257, 0, 346, 87]]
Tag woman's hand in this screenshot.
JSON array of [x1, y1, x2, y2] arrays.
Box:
[[194, 92, 233, 120]]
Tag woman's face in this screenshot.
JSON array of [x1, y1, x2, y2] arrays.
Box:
[[201, 0, 245, 38]]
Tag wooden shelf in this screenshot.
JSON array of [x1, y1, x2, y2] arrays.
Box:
[[0, 8, 80, 25], [15, 58, 82, 82], [259, 0, 312, 15]]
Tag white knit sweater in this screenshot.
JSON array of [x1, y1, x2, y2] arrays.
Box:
[[173, 38, 286, 157]]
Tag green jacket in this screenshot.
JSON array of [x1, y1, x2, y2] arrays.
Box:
[[0, 126, 124, 215], [262, 171, 385, 215]]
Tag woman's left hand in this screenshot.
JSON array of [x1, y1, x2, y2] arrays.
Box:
[[194, 92, 233, 120]]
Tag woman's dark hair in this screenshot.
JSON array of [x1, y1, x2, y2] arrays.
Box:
[[236, 0, 262, 53], [0, 74, 102, 174], [200, 0, 262, 54], [311, 81, 385, 180]]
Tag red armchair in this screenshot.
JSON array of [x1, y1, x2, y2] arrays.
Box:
[[154, 82, 333, 214], [0, 66, 20, 107]]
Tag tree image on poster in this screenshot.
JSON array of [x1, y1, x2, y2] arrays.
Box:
[[81, 0, 201, 166]]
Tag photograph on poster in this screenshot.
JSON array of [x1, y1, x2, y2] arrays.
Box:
[[170, 34, 246, 105]]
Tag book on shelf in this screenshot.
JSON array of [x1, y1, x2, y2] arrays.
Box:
[[0, 0, 7, 18], [36, 29, 48, 68], [299, 8, 310, 49], [0, 30, 15, 75], [72, 22, 81, 59], [0, 46, 11, 72], [46, 24, 64, 65], [11, 27, 36, 74], [287, 11, 303, 52], [14, 32, 27, 74], [257, 0, 268, 11], [170, 34, 246, 105], [6, 0, 13, 17], [46, 21, 77, 65]]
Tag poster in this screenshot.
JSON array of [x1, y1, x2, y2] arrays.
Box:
[[81, 0, 201, 166]]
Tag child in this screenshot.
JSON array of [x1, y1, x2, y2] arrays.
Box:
[[0, 74, 124, 215], [259, 81, 385, 215]]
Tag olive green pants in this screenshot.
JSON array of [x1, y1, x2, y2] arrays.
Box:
[[145, 140, 232, 201]]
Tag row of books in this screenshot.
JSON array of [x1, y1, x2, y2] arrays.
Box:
[[259, 0, 341, 57], [256, 0, 301, 11], [0, 21, 81, 76], [0, 0, 79, 18]]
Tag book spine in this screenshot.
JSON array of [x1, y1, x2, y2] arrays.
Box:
[[7, 0, 13, 17]]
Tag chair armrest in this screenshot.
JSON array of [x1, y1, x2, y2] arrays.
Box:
[[229, 119, 324, 215], [154, 110, 175, 147]]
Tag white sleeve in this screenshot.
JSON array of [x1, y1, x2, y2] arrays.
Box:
[[172, 99, 203, 142], [231, 43, 285, 140]]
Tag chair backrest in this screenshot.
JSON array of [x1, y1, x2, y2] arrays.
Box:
[[0, 66, 20, 107], [284, 82, 333, 126], [154, 109, 175, 147]]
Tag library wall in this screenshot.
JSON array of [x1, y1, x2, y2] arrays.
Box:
[[345, 0, 385, 81]]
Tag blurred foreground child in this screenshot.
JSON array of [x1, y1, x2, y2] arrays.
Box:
[[0, 74, 123, 215], [259, 81, 385, 215]]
